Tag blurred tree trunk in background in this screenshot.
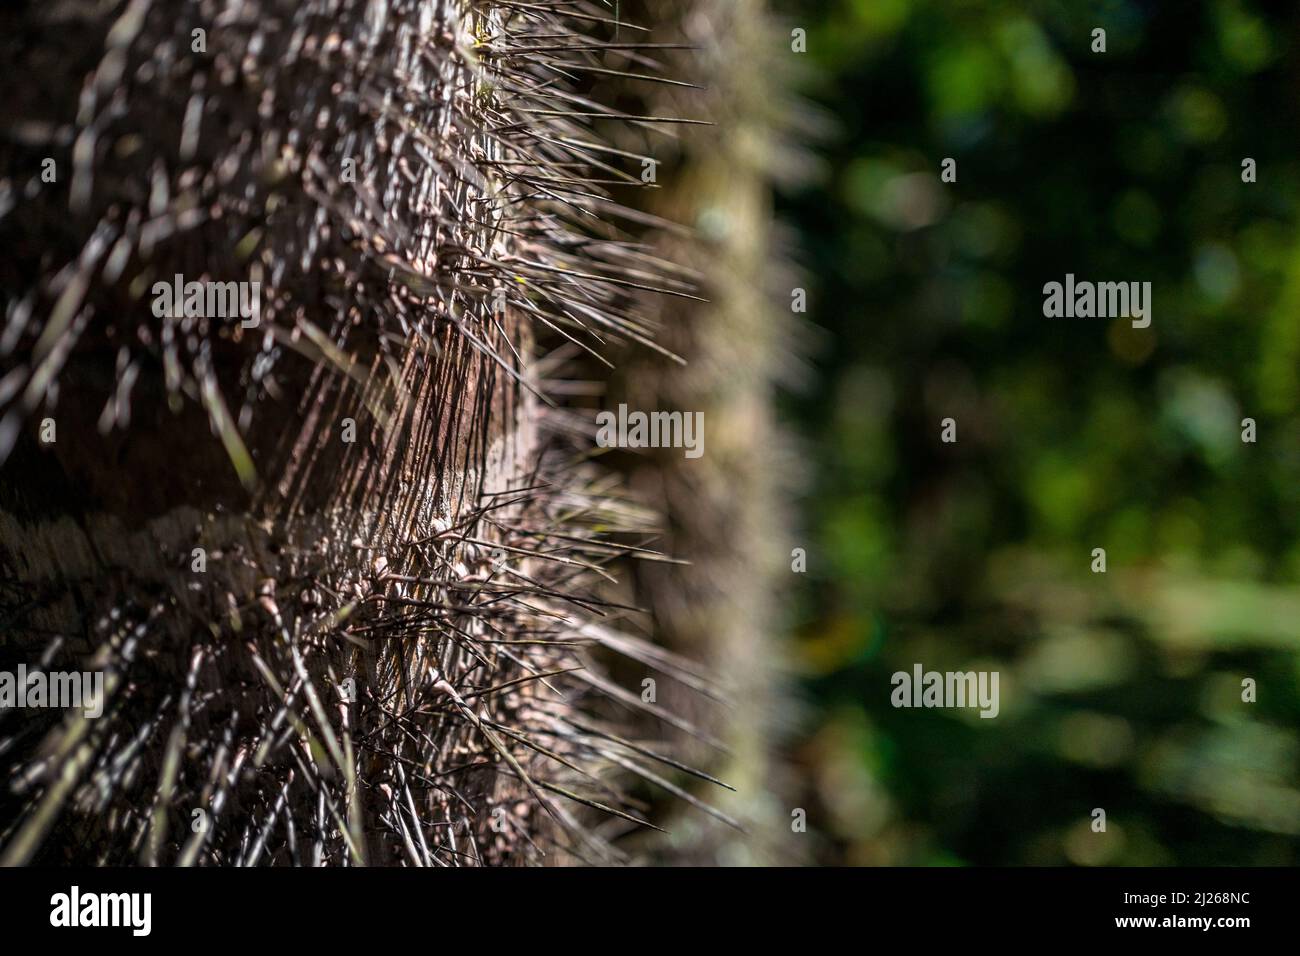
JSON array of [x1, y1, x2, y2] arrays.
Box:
[[614, 0, 808, 864]]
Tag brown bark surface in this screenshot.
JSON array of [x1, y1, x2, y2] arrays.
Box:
[[0, 0, 714, 866]]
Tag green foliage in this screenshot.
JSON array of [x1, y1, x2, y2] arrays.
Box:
[[779, 0, 1300, 864]]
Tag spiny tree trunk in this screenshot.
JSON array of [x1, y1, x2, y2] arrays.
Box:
[[0, 0, 721, 866]]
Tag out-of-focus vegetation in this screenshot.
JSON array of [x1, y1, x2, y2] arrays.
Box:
[[776, 0, 1300, 864]]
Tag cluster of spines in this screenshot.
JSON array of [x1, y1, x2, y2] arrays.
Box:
[[0, 0, 730, 865]]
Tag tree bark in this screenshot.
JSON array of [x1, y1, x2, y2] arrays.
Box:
[[1, 0, 704, 866]]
